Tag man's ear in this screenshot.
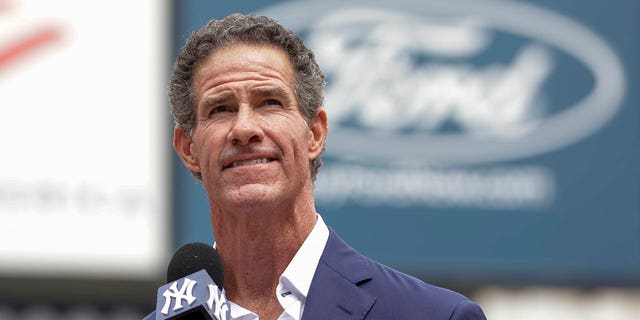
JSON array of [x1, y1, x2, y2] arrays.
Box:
[[173, 126, 201, 174], [308, 108, 328, 160]]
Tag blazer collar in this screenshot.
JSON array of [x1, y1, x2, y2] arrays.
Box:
[[302, 228, 376, 320]]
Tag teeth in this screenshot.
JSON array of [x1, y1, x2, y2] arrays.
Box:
[[230, 158, 270, 168]]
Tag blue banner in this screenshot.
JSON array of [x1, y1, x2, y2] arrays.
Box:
[[171, 0, 639, 286]]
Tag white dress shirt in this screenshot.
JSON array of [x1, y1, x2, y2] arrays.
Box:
[[227, 214, 330, 320]]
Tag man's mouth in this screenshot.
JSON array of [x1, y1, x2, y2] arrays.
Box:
[[227, 158, 274, 169]]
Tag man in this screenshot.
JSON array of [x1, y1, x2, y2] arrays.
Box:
[[147, 14, 486, 320]]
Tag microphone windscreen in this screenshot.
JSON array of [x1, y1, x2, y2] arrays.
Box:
[[167, 242, 224, 289]]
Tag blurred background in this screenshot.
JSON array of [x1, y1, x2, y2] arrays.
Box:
[[0, 0, 638, 319]]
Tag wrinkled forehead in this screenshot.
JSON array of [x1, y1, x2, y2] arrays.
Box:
[[193, 43, 296, 93], [194, 43, 294, 83]]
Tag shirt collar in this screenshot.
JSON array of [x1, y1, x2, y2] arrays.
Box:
[[277, 214, 329, 301], [225, 214, 330, 320]]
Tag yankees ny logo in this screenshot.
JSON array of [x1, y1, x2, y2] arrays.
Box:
[[160, 278, 198, 315], [207, 284, 230, 320]]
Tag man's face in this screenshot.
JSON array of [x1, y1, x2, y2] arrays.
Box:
[[175, 44, 326, 211]]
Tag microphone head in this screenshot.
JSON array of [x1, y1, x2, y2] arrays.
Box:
[[167, 242, 224, 288]]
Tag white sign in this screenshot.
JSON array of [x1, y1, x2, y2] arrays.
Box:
[[0, 0, 169, 278]]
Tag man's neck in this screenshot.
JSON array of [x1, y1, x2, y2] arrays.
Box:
[[210, 194, 317, 318]]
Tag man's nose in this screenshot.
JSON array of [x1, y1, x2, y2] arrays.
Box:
[[227, 105, 263, 145]]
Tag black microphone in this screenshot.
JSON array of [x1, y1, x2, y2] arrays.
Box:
[[154, 242, 230, 320]]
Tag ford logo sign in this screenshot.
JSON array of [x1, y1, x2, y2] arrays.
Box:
[[259, 0, 626, 166]]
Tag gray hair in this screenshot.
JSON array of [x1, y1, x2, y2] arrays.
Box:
[[170, 13, 326, 181]]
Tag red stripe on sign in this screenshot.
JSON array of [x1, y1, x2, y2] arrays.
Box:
[[0, 27, 61, 70]]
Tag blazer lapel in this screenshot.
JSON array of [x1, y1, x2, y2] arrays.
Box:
[[302, 229, 376, 320]]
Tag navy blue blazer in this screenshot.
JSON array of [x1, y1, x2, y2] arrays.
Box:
[[301, 229, 485, 319], [144, 229, 486, 319]]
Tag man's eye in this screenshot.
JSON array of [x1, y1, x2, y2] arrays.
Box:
[[210, 105, 230, 114], [263, 99, 282, 106]]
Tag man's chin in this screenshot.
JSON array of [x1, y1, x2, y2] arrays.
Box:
[[222, 184, 280, 207]]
